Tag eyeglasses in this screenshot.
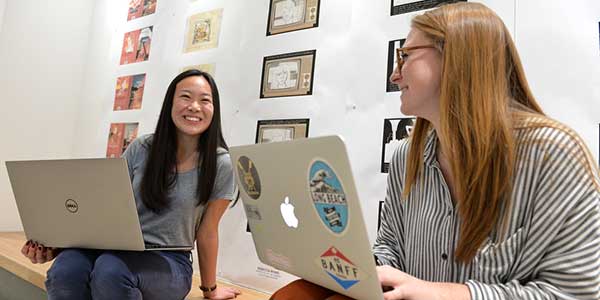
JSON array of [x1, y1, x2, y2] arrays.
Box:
[[395, 45, 437, 71]]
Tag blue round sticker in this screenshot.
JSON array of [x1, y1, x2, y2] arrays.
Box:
[[309, 160, 348, 234]]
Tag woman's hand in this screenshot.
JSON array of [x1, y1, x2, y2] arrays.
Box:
[[20, 240, 60, 264], [377, 265, 470, 300], [203, 286, 241, 299]]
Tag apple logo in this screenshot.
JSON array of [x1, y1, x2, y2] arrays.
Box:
[[280, 196, 299, 228]]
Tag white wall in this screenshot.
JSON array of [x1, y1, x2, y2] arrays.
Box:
[[0, 0, 94, 231], [0, 0, 6, 33], [515, 0, 600, 162]]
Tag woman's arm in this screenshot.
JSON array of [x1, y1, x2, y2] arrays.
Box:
[[196, 199, 240, 300]]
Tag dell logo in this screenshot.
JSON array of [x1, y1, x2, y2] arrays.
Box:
[[65, 199, 78, 213]]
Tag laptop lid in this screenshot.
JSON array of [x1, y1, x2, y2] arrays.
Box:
[[230, 136, 384, 300], [6, 158, 148, 251]]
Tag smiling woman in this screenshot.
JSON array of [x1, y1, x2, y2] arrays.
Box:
[[20, 69, 242, 300]]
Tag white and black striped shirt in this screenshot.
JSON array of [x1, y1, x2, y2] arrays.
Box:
[[373, 124, 600, 299]]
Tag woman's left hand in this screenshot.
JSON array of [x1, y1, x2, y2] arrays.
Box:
[[377, 265, 432, 300], [203, 286, 241, 299], [377, 265, 470, 300]]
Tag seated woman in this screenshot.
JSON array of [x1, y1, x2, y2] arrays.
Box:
[[22, 70, 241, 300], [271, 2, 600, 300]]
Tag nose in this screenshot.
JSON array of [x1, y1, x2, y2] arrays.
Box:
[[188, 100, 202, 112], [389, 67, 402, 85]]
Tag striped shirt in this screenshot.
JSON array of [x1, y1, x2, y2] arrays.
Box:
[[373, 124, 600, 299]]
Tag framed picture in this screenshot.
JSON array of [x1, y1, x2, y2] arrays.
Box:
[[106, 123, 139, 158], [246, 118, 310, 232], [391, 0, 466, 16], [113, 74, 146, 111], [120, 26, 153, 65], [266, 0, 321, 36], [381, 118, 415, 173], [181, 63, 216, 78], [255, 118, 310, 143], [184, 9, 223, 52], [260, 50, 316, 99], [127, 0, 157, 21], [387, 38, 405, 92]]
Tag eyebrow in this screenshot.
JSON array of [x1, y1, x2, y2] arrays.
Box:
[[178, 89, 212, 97]]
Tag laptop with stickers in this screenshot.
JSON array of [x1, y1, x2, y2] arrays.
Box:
[[5, 158, 193, 251], [230, 136, 384, 300]]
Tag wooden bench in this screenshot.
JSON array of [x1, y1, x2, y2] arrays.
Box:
[[0, 232, 270, 300]]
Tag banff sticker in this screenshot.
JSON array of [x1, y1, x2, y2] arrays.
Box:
[[317, 246, 362, 290], [309, 160, 348, 234]]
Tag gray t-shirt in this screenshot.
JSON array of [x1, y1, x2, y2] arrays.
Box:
[[122, 134, 234, 247]]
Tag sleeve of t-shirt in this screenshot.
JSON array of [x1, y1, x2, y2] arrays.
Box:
[[209, 153, 235, 202], [121, 136, 145, 182]]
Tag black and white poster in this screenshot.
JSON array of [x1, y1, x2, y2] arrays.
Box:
[[260, 50, 316, 99], [391, 0, 467, 16], [381, 118, 415, 173], [387, 39, 405, 92]]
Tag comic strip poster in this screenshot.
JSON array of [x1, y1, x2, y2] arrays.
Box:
[[260, 50, 316, 99], [106, 123, 139, 158], [267, 0, 320, 36], [120, 26, 153, 65], [184, 9, 223, 52], [113, 74, 146, 111], [127, 0, 157, 21], [381, 118, 415, 173], [391, 0, 466, 16]]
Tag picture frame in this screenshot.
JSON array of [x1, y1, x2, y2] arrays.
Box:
[[113, 74, 146, 111], [120, 26, 153, 65], [255, 118, 310, 143], [266, 0, 321, 36], [260, 50, 316, 99], [184, 9, 223, 52], [127, 0, 157, 21], [106, 122, 139, 158]]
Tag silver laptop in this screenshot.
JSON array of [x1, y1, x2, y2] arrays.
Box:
[[5, 158, 192, 251], [230, 136, 384, 300]]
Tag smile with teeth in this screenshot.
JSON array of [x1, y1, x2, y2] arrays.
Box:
[[184, 116, 201, 122]]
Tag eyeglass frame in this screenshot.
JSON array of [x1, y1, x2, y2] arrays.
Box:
[[395, 45, 438, 71]]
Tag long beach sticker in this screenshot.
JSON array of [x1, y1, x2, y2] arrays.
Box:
[[308, 159, 348, 234], [316, 246, 363, 290]]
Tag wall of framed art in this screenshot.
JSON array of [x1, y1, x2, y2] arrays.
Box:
[[0, 0, 599, 295]]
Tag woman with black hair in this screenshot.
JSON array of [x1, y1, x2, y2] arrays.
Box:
[[21, 70, 241, 300]]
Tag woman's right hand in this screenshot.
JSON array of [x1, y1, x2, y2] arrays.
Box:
[[20, 240, 60, 264]]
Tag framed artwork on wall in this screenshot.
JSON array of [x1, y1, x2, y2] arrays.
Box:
[[266, 0, 321, 36], [260, 50, 316, 99], [113, 74, 146, 111], [106, 122, 139, 158], [120, 26, 153, 65], [184, 9, 223, 52], [127, 0, 157, 21]]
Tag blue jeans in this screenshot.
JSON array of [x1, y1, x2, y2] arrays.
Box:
[[45, 249, 193, 300]]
